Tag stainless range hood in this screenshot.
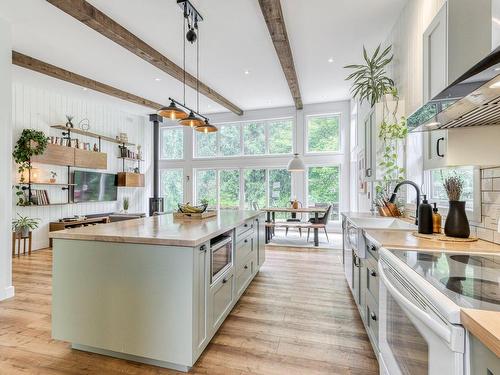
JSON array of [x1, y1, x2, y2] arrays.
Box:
[[408, 47, 500, 132]]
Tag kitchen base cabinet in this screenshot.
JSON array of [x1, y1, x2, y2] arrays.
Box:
[[209, 271, 235, 333], [469, 335, 500, 375]]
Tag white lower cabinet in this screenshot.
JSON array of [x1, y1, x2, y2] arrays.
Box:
[[469, 335, 500, 374], [236, 253, 256, 298], [209, 271, 234, 332]]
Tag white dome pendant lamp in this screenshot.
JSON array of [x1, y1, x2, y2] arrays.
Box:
[[287, 153, 305, 172]]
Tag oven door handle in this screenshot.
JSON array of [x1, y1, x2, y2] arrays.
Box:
[[378, 263, 451, 343]]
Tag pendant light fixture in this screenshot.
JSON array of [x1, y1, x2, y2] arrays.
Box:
[[287, 111, 304, 171], [159, 1, 217, 133]]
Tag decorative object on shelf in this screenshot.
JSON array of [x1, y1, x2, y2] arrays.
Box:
[[13, 185, 29, 206], [133, 167, 140, 174], [443, 175, 470, 238], [157, 1, 217, 133], [78, 118, 90, 131], [137, 145, 142, 160], [344, 44, 395, 107], [49, 171, 57, 184], [123, 197, 129, 214], [65, 115, 74, 128], [119, 145, 128, 158], [287, 153, 305, 172], [117, 133, 129, 143], [93, 143, 99, 152], [13, 129, 49, 182], [12, 214, 40, 238]]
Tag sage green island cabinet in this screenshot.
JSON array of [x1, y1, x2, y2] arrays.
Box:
[[50, 210, 266, 372]]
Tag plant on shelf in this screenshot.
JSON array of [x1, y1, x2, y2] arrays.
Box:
[[49, 171, 57, 183], [344, 44, 395, 107], [13, 129, 49, 183], [12, 214, 40, 238], [123, 197, 130, 213]]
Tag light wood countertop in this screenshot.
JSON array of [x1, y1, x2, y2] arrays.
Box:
[[49, 210, 262, 247], [461, 309, 500, 357], [363, 228, 500, 357], [364, 229, 500, 255]]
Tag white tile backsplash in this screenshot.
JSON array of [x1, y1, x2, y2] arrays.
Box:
[[473, 167, 500, 244]]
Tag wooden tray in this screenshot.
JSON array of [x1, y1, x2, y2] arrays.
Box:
[[173, 210, 217, 220], [412, 232, 478, 242]]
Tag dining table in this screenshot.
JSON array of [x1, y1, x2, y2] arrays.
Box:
[[261, 207, 327, 247]]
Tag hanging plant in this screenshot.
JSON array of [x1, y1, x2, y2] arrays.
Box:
[[344, 44, 395, 107], [13, 129, 48, 182]]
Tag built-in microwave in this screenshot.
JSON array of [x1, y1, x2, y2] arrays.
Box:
[[210, 235, 232, 283]]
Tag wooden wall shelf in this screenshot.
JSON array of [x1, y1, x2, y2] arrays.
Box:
[[51, 125, 135, 146], [117, 172, 144, 187]]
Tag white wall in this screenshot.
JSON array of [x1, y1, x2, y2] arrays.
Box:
[[12, 80, 152, 251], [159, 100, 351, 226], [0, 16, 14, 301]]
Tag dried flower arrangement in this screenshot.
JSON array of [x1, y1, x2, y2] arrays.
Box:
[[443, 175, 463, 201]]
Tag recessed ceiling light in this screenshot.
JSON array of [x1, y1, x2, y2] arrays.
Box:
[[82, 87, 88, 91], [244, 70, 250, 75], [490, 81, 500, 89], [155, 78, 162, 82], [207, 104, 212, 108], [425, 121, 440, 127], [494, 67, 500, 71], [328, 58, 334, 63]]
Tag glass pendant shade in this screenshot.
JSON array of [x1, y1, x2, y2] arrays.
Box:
[[194, 119, 218, 133], [287, 153, 305, 172], [157, 101, 187, 120], [179, 111, 205, 127]]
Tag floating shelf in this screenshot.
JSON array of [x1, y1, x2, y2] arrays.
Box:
[[51, 125, 135, 147], [19, 202, 73, 207], [17, 182, 76, 187], [117, 156, 144, 162]]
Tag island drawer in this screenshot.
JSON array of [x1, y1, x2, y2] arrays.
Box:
[[210, 272, 234, 331], [365, 290, 379, 351], [236, 219, 254, 238], [235, 235, 254, 266], [365, 254, 379, 302], [236, 254, 256, 297]]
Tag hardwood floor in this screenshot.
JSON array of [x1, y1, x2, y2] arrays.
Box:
[[0, 247, 378, 375]]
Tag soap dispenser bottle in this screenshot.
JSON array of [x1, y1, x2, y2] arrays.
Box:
[[432, 203, 442, 234], [418, 195, 433, 234]]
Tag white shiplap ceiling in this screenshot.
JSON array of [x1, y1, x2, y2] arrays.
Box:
[[0, 0, 407, 115]]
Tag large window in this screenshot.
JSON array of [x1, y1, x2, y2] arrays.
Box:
[[307, 166, 340, 220], [219, 169, 240, 209], [195, 169, 217, 207], [160, 169, 184, 212], [306, 114, 341, 153], [429, 167, 475, 210], [244, 169, 266, 210], [160, 127, 184, 160], [194, 118, 293, 158]]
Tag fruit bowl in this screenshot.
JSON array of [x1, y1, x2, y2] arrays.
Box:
[[178, 203, 208, 214]]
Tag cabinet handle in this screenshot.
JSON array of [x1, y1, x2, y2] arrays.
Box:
[[353, 254, 360, 267], [222, 278, 227, 284], [370, 270, 377, 277], [200, 245, 206, 252], [244, 239, 248, 243], [370, 312, 377, 321], [366, 168, 372, 177], [436, 137, 445, 158], [244, 224, 248, 227], [370, 245, 377, 252], [244, 265, 248, 269]]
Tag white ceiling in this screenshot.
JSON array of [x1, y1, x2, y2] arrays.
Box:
[[0, 0, 407, 115]]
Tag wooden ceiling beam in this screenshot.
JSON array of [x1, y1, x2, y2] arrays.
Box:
[[46, 0, 243, 115], [12, 51, 164, 110], [258, 0, 303, 110]]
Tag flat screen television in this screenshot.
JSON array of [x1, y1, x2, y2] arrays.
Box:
[[73, 171, 118, 203]]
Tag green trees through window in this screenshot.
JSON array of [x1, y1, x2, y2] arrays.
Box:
[[244, 169, 266, 210], [307, 114, 340, 153], [160, 169, 183, 212], [161, 127, 183, 160], [308, 166, 340, 220], [220, 169, 240, 209]]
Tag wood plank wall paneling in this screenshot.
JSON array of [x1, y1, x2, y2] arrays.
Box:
[[12, 82, 152, 250]]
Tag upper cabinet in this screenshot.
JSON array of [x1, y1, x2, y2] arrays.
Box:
[[423, 1, 492, 103]]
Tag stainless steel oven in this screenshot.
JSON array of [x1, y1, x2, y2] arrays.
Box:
[[210, 236, 232, 283]]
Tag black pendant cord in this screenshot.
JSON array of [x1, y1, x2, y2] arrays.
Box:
[[196, 23, 199, 114], [183, 13, 186, 106]]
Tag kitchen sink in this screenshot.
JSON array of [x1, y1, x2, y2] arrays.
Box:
[[348, 217, 416, 230]]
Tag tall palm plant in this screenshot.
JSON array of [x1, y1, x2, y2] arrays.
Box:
[[344, 44, 395, 107]]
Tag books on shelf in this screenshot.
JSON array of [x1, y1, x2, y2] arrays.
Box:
[[30, 189, 51, 206]]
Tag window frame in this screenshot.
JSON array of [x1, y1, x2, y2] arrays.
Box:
[[305, 112, 343, 155], [159, 168, 185, 213], [193, 116, 295, 160], [159, 126, 185, 161], [424, 166, 481, 223]]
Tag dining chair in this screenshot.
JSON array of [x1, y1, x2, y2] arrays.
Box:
[[307, 205, 332, 242], [252, 202, 260, 211]]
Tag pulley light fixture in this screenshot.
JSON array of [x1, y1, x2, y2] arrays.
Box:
[[157, 0, 217, 132]]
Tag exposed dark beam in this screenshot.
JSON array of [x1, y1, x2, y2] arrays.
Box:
[[46, 0, 243, 115], [12, 51, 164, 110], [258, 0, 303, 109]]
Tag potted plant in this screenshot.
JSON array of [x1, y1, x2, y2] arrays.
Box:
[[13, 129, 49, 183], [123, 197, 129, 213], [443, 176, 470, 238], [49, 171, 57, 184], [12, 214, 40, 238]]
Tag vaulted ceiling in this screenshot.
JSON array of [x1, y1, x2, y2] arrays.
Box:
[[0, 0, 407, 115]]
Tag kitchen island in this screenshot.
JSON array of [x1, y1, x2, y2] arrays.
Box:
[[49, 210, 266, 372]]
